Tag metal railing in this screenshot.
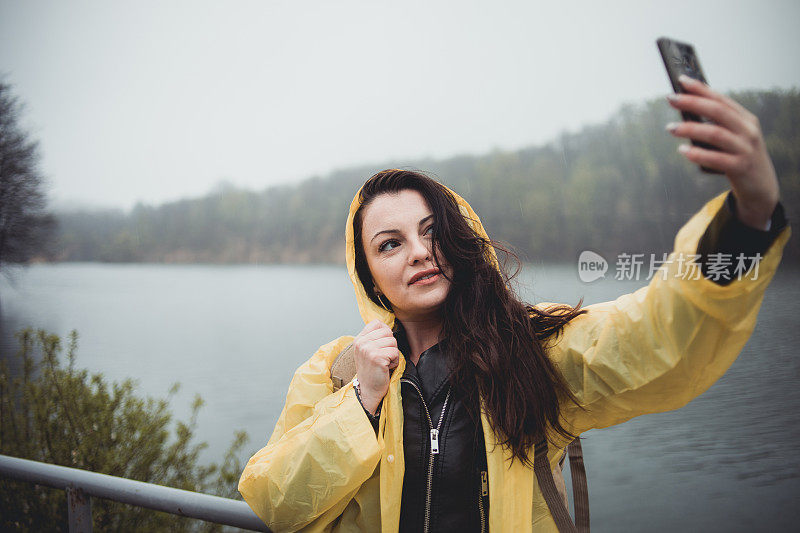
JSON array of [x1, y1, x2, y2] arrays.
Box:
[[0, 454, 272, 532]]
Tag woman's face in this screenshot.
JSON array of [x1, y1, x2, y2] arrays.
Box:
[[360, 189, 452, 322]]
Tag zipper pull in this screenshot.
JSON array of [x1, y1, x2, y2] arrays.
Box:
[[430, 428, 440, 454], [481, 470, 488, 496]]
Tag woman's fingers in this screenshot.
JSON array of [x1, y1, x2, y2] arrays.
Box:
[[679, 75, 754, 118], [668, 77, 762, 142], [667, 93, 748, 136], [676, 143, 745, 175], [666, 121, 750, 154], [377, 346, 399, 361], [354, 320, 398, 368], [360, 319, 386, 335], [667, 79, 764, 175], [363, 336, 398, 351], [358, 325, 396, 344], [360, 347, 397, 365], [355, 320, 393, 345]]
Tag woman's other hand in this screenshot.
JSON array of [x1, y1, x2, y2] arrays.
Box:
[[666, 74, 780, 230], [353, 319, 399, 415]]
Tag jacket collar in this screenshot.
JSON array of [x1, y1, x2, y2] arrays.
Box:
[[396, 327, 451, 402]]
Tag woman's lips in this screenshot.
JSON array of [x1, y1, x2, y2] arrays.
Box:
[[409, 270, 441, 285]]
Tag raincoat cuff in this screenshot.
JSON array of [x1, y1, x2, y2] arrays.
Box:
[[696, 191, 789, 286]]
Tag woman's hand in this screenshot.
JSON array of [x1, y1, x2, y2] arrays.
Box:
[[353, 319, 399, 415], [666, 74, 780, 230]]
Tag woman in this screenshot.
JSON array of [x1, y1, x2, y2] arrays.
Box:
[[239, 76, 790, 532]]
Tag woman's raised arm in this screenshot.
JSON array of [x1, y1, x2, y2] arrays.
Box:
[[544, 81, 791, 438], [546, 190, 789, 438]]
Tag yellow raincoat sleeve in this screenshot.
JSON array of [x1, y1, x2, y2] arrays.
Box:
[[238, 336, 382, 532], [545, 191, 791, 436]]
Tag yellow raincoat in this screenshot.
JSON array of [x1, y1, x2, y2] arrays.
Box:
[[239, 185, 791, 532]]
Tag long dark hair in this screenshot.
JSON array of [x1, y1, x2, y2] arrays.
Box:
[[353, 169, 587, 467]]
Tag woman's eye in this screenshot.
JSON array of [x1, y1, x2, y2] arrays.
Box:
[[378, 239, 400, 253], [424, 225, 434, 236]]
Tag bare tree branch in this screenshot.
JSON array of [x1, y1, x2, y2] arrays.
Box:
[[0, 80, 55, 269]]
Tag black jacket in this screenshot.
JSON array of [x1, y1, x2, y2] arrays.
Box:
[[396, 336, 488, 533]]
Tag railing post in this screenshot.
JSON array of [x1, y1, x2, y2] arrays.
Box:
[[66, 486, 92, 533]]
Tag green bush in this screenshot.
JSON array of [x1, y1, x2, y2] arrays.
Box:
[[0, 329, 250, 532]]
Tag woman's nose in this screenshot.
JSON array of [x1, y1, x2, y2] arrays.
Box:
[[407, 236, 431, 264]]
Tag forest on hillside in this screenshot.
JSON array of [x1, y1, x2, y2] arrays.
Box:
[[49, 89, 799, 265]]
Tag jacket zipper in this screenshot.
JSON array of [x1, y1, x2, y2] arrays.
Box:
[[478, 470, 488, 533], [400, 378, 452, 533]]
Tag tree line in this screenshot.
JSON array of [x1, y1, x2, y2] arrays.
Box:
[[49, 89, 799, 265]]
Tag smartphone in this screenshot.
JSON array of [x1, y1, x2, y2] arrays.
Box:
[[656, 37, 722, 174]]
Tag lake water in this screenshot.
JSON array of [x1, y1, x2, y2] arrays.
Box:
[[1, 262, 798, 532]]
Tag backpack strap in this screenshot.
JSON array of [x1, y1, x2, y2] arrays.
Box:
[[534, 438, 590, 533], [330, 343, 356, 391], [567, 438, 590, 532]]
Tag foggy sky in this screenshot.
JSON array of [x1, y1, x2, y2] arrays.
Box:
[[1, 0, 799, 210]]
